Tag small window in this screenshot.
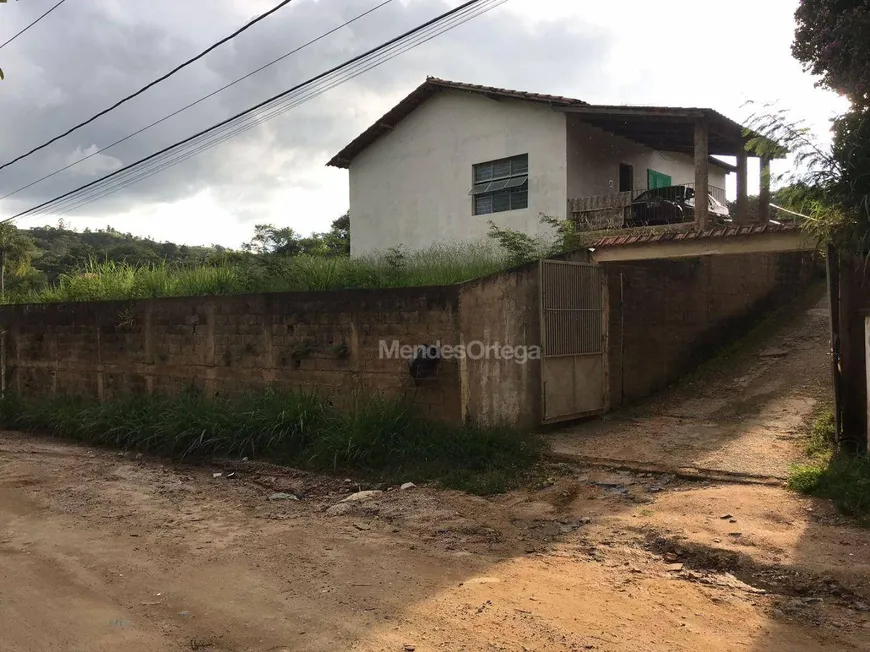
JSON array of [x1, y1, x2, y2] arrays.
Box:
[[471, 154, 529, 215]]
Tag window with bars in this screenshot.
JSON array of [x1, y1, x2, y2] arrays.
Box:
[[470, 154, 529, 215]]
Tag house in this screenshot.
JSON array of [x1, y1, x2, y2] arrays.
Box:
[[327, 78, 773, 257]]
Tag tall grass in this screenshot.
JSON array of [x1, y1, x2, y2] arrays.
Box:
[[0, 389, 541, 494], [14, 242, 516, 304], [788, 407, 870, 525]]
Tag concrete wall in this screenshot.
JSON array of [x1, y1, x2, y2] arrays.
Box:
[[0, 251, 817, 431], [604, 251, 818, 407], [0, 288, 464, 422], [456, 248, 594, 430], [458, 262, 541, 430], [566, 117, 728, 198], [349, 90, 569, 257]]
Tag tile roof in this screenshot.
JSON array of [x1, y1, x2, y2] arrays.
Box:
[[422, 77, 591, 107], [326, 77, 759, 168], [588, 223, 801, 249]]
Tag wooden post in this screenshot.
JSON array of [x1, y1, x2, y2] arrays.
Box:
[[839, 256, 868, 453], [694, 119, 710, 229], [736, 150, 750, 225], [827, 243, 842, 442], [758, 156, 771, 224]]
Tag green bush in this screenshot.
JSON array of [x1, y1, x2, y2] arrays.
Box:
[[0, 389, 541, 495]]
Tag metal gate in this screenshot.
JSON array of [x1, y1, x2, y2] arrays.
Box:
[[539, 260, 608, 424]]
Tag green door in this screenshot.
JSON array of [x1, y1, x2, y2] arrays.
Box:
[[647, 169, 672, 190]]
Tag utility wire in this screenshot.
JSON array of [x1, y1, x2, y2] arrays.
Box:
[[43, 0, 505, 218], [46, 0, 498, 216], [0, 0, 394, 203], [0, 0, 298, 173], [37, 0, 505, 219], [0, 0, 69, 51], [4, 0, 504, 222]]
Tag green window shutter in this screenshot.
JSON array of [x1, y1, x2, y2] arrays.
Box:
[[647, 170, 672, 189]]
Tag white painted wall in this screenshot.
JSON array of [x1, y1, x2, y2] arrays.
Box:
[[349, 91, 568, 257], [565, 116, 728, 198], [346, 95, 731, 256]]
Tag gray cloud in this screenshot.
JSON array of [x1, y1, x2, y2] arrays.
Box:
[[0, 0, 612, 233]]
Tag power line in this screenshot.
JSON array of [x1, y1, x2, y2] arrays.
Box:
[[50, 0, 506, 219], [4, 0, 504, 222], [0, 0, 298, 173], [42, 0, 505, 219], [0, 0, 394, 204], [0, 0, 69, 51]]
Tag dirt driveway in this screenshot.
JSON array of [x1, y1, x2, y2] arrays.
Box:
[[548, 291, 831, 480], [2, 289, 870, 651]]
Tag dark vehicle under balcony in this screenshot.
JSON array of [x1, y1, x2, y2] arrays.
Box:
[[624, 185, 731, 227]]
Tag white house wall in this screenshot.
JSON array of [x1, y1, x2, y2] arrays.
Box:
[[565, 116, 728, 198], [349, 91, 568, 257]]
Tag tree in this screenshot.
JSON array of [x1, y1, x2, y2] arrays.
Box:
[[766, 2, 870, 254], [794, 0, 870, 106], [242, 224, 303, 256], [0, 223, 36, 301], [241, 213, 351, 258], [325, 212, 350, 256]]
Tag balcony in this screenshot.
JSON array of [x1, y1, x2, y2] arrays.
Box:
[[569, 183, 728, 231]]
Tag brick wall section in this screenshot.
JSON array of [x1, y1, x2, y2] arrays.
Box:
[[604, 251, 818, 407], [0, 287, 463, 422]]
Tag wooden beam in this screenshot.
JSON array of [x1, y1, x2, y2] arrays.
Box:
[[694, 119, 710, 229], [590, 230, 813, 263]]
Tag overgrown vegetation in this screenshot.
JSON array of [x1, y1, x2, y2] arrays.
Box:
[[0, 214, 352, 302], [747, 1, 870, 257], [12, 241, 514, 303], [0, 389, 542, 495], [788, 407, 870, 524]]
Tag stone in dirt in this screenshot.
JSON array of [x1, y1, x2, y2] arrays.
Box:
[[665, 563, 684, 572], [268, 493, 298, 501], [340, 490, 383, 503], [664, 552, 679, 563], [720, 514, 733, 520], [760, 348, 789, 358], [325, 503, 353, 517], [400, 482, 417, 490]]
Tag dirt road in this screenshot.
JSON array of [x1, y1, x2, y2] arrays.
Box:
[[3, 289, 870, 651], [2, 438, 869, 651]]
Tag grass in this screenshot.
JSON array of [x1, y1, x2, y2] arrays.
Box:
[[788, 406, 870, 524], [10, 242, 516, 304], [0, 388, 542, 495]]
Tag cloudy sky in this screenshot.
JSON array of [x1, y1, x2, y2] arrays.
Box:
[[0, 0, 848, 247]]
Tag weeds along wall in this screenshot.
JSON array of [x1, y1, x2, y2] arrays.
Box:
[[0, 288, 463, 421]]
